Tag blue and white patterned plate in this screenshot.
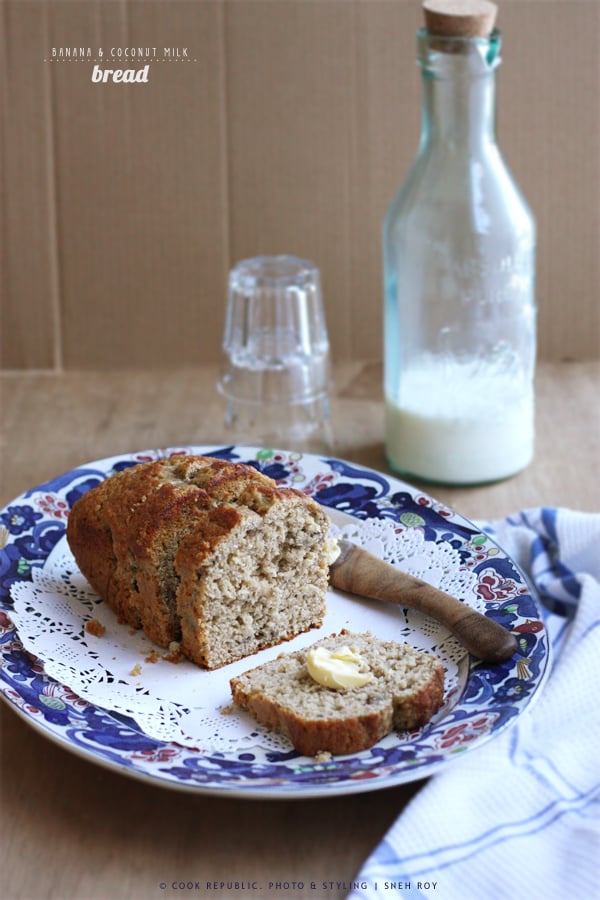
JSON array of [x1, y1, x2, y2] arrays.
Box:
[[0, 446, 550, 798]]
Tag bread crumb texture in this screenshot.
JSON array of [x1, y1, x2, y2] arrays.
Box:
[[230, 631, 445, 756], [66, 455, 330, 669], [84, 619, 106, 638]]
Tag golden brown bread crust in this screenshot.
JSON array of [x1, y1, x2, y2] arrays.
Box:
[[230, 687, 395, 756], [231, 673, 444, 756], [66, 454, 329, 665]]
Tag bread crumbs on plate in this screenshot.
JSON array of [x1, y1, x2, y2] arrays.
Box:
[[84, 619, 106, 637], [142, 644, 184, 665], [313, 751, 333, 763], [163, 641, 184, 664], [130, 663, 142, 677]]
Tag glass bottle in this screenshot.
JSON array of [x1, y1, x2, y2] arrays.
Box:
[[383, 26, 536, 485]]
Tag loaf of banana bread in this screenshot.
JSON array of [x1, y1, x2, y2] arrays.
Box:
[[66, 454, 330, 669]]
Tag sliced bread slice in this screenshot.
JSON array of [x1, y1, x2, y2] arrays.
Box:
[[230, 631, 445, 756]]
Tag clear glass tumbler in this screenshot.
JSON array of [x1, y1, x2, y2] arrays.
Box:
[[219, 255, 334, 453]]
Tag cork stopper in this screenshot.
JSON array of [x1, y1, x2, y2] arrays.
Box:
[[423, 0, 498, 38]]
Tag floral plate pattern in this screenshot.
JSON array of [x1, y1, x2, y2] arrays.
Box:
[[0, 446, 550, 798]]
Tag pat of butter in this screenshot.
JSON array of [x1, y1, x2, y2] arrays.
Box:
[[306, 645, 373, 690], [325, 537, 341, 565]]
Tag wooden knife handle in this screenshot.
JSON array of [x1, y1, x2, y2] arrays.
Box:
[[329, 540, 518, 664]]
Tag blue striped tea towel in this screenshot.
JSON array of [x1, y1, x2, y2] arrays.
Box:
[[348, 508, 600, 900]]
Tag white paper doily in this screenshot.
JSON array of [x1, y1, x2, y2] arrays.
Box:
[[9, 519, 480, 753]]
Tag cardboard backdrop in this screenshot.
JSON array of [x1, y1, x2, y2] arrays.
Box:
[[2, 0, 599, 370]]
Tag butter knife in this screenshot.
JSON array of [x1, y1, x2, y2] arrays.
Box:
[[329, 539, 518, 664]]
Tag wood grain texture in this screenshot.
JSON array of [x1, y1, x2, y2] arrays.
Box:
[[53, 0, 229, 369], [0, 360, 598, 899], [0, 361, 598, 514], [1, 0, 599, 370], [2, 707, 418, 900], [499, 1, 600, 362], [224, 0, 357, 359], [1, 0, 60, 368]]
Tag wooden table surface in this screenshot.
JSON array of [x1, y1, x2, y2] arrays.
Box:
[[1, 360, 598, 900]]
